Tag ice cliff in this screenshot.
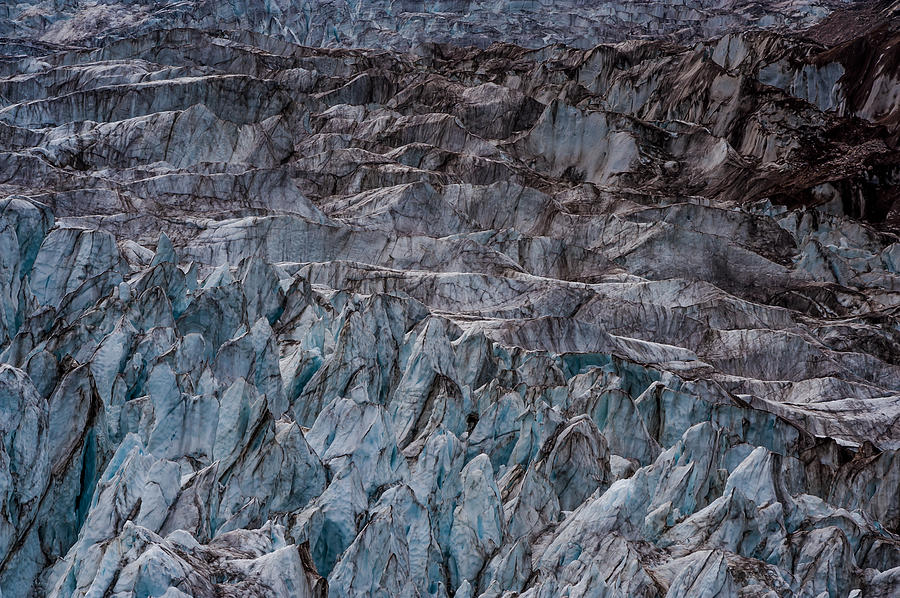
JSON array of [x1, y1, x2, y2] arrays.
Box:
[[0, 0, 899, 596]]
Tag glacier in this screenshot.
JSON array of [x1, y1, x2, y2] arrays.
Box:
[[0, 0, 899, 596]]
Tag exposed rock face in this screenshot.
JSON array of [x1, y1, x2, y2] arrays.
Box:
[[1, 1, 900, 597]]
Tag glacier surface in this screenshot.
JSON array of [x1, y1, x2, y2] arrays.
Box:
[[0, 0, 899, 596]]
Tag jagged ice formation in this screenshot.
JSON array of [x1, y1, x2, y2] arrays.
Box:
[[1, 0, 900, 596]]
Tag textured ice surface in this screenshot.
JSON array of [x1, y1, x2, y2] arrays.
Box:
[[1, 0, 900, 596]]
